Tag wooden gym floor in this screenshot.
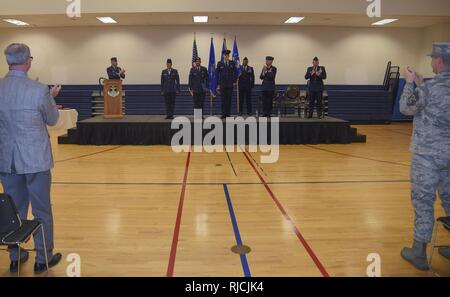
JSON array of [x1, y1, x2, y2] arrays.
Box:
[[1, 122, 449, 277]]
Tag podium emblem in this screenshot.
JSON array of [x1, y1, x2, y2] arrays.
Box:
[[108, 84, 120, 98]]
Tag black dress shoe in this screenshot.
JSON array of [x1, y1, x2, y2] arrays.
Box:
[[165, 116, 174, 120], [34, 253, 62, 274], [10, 253, 29, 273]]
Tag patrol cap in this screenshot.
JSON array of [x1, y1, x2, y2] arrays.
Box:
[[223, 50, 231, 55], [266, 56, 274, 61], [428, 43, 450, 57], [167, 58, 172, 64]]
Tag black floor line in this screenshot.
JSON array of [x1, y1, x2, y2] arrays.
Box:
[[55, 146, 123, 163], [304, 145, 409, 167], [226, 151, 238, 176]]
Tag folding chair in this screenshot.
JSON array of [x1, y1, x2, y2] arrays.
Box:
[[429, 216, 450, 269], [0, 193, 49, 276]]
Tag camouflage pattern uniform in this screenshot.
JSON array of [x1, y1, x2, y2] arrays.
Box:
[[400, 58, 450, 243]]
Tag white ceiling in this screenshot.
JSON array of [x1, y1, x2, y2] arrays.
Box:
[[1, 0, 449, 16], [0, 12, 449, 28]]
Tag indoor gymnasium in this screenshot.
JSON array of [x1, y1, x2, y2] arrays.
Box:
[[0, 0, 449, 283]]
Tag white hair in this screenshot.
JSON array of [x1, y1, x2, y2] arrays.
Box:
[[4, 43, 31, 65]]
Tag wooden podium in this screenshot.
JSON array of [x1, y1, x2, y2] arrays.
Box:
[[103, 79, 123, 118]]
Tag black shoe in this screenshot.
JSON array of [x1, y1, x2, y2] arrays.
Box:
[[221, 115, 227, 119], [34, 253, 62, 274], [247, 113, 253, 116], [238, 113, 243, 117], [165, 116, 174, 120], [307, 115, 313, 119], [10, 253, 29, 273]]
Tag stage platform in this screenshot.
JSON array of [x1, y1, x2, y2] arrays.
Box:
[[58, 115, 367, 145]]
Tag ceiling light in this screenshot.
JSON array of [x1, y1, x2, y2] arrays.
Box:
[[3, 19, 29, 26], [284, 17, 305, 24], [96, 17, 117, 24], [193, 16, 208, 23], [372, 19, 398, 26]]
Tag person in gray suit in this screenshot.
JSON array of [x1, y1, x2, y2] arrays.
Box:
[[0, 43, 62, 274]]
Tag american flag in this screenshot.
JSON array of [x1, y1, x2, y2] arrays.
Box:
[[192, 34, 198, 67], [221, 38, 227, 62]]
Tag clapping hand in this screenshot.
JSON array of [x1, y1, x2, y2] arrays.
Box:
[[415, 72, 424, 86], [50, 84, 62, 97], [406, 67, 424, 86]]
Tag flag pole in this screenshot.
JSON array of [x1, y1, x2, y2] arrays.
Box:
[[210, 90, 213, 116], [235, 36, 240, 115]]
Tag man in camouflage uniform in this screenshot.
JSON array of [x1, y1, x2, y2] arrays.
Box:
[[400, 42, 450, 271]]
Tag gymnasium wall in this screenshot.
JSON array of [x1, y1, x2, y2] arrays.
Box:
[[0, 24, 447, 85]]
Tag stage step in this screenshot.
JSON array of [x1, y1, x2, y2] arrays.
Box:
[[58, 134, 74, 144], [68, 128, 78, 138], [352, 133, 367, 143]]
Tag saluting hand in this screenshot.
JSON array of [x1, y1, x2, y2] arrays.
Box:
[[50, 84, 62, 97]]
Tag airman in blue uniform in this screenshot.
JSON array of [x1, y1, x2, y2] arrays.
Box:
[[305, 57, 327, 119], [188, 57, 209, 110], [238, 57, 255, 116], [260, 56, 277, 117], [216, 50, 237, 118], [161, 59, 180, 119], [106, 57, 126, 80]]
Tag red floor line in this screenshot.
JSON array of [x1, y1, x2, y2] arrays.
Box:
[[166, 151, 191, 277], [241, 150, 330, 277]]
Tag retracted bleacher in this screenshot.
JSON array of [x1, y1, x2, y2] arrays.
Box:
[[326, 61, 400, 123]]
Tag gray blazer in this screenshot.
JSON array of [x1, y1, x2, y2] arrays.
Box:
[[0, 70, 59, 174]]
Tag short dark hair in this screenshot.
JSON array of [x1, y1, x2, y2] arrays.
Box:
[[313, 57, 319, 61], [111, 57, 117, 62]]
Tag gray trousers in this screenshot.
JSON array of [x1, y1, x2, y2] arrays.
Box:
[[0, 170, 54, 263], [411, 153, 450, 243]]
